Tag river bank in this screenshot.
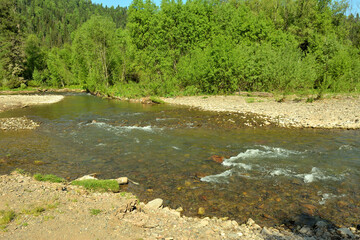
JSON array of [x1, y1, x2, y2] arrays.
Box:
[[1, 172, 358, 239], [162, 95, 360, 129], [0, 95, 65, 130]]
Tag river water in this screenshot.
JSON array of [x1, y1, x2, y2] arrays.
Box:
[[0, 94, 359, 227]]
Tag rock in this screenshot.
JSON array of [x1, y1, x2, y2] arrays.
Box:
[[221, 220, 233, 229], [315, 221, 328, 228], [349, 227, 356, 233], [231, 220, 239, 228], [211, 155, 224, 163], [175, 207, 183, 212], [337, 228, 354, 238], [299, 226, 312, 235], [252, 224, 261, 230], [169, 210, 181, 217], [115, 177, 128, 185], [197, 219, 209, 227], [145, 198, 163, 210], [247, 218, 255, 226], [75, 175, 98, 181], [197, 207, 205, 215], [261, 227, 272, 235]]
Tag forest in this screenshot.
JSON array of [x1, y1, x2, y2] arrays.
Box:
[[1, 0, 360, 97]]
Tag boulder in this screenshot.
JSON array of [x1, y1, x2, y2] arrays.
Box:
[[116, 177, 128, 185], [75, 175, 98, 181], [145, 198, 163, 210]]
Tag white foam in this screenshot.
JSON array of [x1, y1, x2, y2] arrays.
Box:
[[339, 145, 353, 150], [200, 170, 233, 183], [270, 168, 294, 177], [85, 121, 160, 133], [318, 191, 346, 205], [297, 167, 340, 183]]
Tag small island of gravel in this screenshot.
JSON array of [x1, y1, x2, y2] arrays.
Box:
[[162, 94, 360, 129], [0, 95, 64, 130]]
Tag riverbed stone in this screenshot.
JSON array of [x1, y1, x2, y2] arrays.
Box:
[[145, 198, 163, 210], [246, 218, 255, 226], [299, 226, 312, 235], [116, 177, 128, 185], [261, 227, 272, 235], [198, 207, 205, 215], [337, 228, 354, 238]]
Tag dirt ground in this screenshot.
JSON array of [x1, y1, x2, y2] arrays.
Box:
[[2, 172, 358, 240], [162, 95, 360, 129]]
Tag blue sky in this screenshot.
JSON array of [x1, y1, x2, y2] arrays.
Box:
[[92, 0, 360, 14]]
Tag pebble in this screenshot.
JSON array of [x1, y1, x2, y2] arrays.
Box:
[[197, 207, 205, 215]]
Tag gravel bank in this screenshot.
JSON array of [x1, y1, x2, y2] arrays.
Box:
[[0, 95, 64, 130], [2, 172, 358, 239], [162, 95, 360, 129]]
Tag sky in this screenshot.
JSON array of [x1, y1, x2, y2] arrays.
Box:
[[92, 0, 360, 14]]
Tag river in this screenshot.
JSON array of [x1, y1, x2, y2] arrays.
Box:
[[0, 93, 359, 227]]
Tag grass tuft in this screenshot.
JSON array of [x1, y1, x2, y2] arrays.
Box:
[[89, 209, 101, 216], [33, 174, 64, 183], [71, 179, 119, 192], [149, 96, 165, 104], [0, 210, 16, 225], [14, 168, 26, 175]]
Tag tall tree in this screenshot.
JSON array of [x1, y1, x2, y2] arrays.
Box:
[[0, 0, 25, 87]]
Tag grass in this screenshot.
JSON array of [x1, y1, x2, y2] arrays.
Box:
[[149, 96, 165, 104], [33, 174, 64, 183], [0, 210, 16, 226], [15, 168, 26, 175], [89, 209, 101, 216], [22, 206, 45, 216], [43, 215, 55, 221], [245, 97, 255, 103], [71, 179, 120, 192], [245, 97, 265, 103]]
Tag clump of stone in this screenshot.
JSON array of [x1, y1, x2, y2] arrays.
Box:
[[0, 117, 39, 130]]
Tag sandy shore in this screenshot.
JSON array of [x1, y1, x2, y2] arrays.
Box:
[[162, 95, 360, 129], [0, 95, 64, 130], [1, 172, 358, 239], [0, 95, 64, 113]]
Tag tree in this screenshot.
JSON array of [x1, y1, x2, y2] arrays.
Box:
[[0, 0, 25, 87], [72, 16, 117, 90]]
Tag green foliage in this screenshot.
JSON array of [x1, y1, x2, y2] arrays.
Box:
[[89, 209, 102, 215], [22, 206, 45, 216], [1, 0, 359, 95], [149, 96, 165, 104], [0, 210, 15, 226], [14, 168, 26, 175], [71, 179, 120, 192], [33, 174, 65, 183]]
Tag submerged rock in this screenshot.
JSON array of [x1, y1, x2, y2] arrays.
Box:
[[211, 155, 224, 163], [198, 207, 205, 215], [337, 228, 354, 238]]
